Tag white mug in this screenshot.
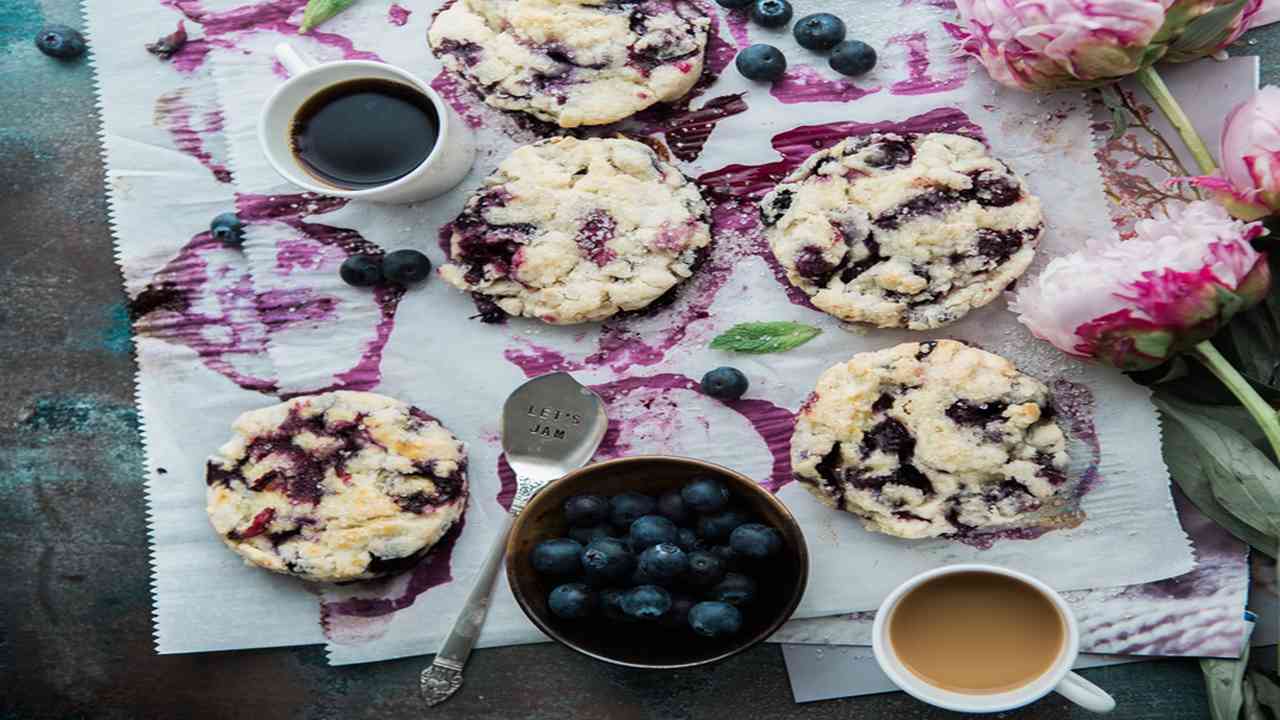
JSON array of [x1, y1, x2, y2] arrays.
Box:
[[257, 43, 475, 204], [872, 564, 1116, 714]]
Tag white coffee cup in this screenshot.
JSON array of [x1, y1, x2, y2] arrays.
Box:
[[872, 564, 1116, 714], [257, 43, 475, 204]]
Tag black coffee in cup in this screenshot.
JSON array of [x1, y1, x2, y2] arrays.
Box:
[[289, 78, 439, 190]]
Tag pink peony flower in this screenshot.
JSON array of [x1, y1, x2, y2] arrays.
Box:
[[953, 0, 1262, 91], [1010, 201, 1269, 370], [1187, 86, 1280, 219]]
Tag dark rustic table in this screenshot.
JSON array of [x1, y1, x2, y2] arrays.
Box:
[[2, 1, 1276, 717]]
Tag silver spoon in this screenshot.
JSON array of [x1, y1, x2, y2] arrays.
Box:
[[420, 372, 608, 706]]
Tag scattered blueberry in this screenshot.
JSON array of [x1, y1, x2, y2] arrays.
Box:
[[689, 601, 743, 637], [599, 587, 630, 621], [210, 212, 244, 246], [685, 550, 727, 587], [630, 515, 678, 551], [715, 0, 754, 7], [382, 249, 432, 285], [730, 523, 783, 560], [681, 477, 730, 514], [610, 492, 657, 528], [734, 45, 787, 83], [830, 40, 877, 77], [530, 538, 583, 576], [638, 543, 689, 581], [675, 528, 703, 552], [793, 13, 846, 50], [697, 508, 751, 542], [35, 25, 87, 59], [709, 544, 738, 568], [568, 524, 614, 545], [710, 572, 757, 606], [750, 0, 793, 27], [656, 489, 691, 525], [701, 367, 750, 401], [661, 595, 697, 629], [340, 254, 384, 287], [548, 583, 595, 619], [623, 585, 672, 621], [564, 494, 611, 527], [581, 537, 635, 583]]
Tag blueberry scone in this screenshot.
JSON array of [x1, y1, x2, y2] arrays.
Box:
[[438, 136, 712, 324], [791, 340, 1069, 539], [205, 392, 468, 583], [761, 133, 1044, 330], [428, 0, 710, 127]]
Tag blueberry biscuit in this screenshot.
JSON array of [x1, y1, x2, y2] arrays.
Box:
[[439, 136, 712, 324], [205, 392, 468, 583], [791, 340, 1069, 539], [761, 133, 1044, 330], [428, 0, 710, 128]]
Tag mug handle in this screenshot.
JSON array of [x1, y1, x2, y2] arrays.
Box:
[[1055, 671, 1116, 713], [275, 42, 318, 77]]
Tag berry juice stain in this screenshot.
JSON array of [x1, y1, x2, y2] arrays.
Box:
[[769, 65, 881, 105], [388, 3, 412, 26], [153, 87, 231, 183], [887, 32, 969, 96]]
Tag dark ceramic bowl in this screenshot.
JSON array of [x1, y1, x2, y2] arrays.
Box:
[[505, 455, 809, 669]]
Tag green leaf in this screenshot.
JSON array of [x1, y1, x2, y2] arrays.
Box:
[[1247, 671, 1280, 716], [709, 322, 822, 354], [1226, 291, 1280, 397], [1170, 0, 1249, 54], [299, 0, 358, 33], [1201, 640, 1250, 720], [1098, 86, 1130, 141], [1155, 396, 1280, 557]]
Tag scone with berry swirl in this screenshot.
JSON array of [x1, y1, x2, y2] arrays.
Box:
[[791, 340, 1069, 539], [205, 392, 468, 582], [761, 133, 1044, 330]]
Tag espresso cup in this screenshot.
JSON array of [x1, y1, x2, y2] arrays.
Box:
[[872, 564, 1116, 714], [257, 43, 475, 204]]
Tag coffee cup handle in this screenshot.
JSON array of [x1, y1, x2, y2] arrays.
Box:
[[1055, 671, 1116, 713], [275, 42, 318, 78]]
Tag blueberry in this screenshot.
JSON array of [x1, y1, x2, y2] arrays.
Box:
[[530, 538, 583, 576], [340, 254, 384, 287], [730, 522, 783, 560], [656, 489, 691, 525], [697, 508, 751, 542], [681, 476, 730, 514], [548, 583, 595, 619], [701, 367, 750, 400], [661, 594, 697, 629], [710, 572, 757, 606], [675, 527, 704, 552], [564, 494, 610, 527], [210, 212, 244, 246], [629, 564, 660, 587], [709, 544, 738, 568], [581, 537, 635, 583], [630, 515, 678, 551], [638, 543, 689, 582], [610, 492, 656, 528], [830, 40, 877, 77], [382, 249, 432, 285], [689, 601, 743, 637], [793, 13, 846, 50], [35, 24, 87, 59], [568, 524, 614, 545], [599, 587, 630, 621], [685, 550, 727, 587], [750, 0, 793, 27], [734, 45, 787, 83], [623, 585, 672, 621]]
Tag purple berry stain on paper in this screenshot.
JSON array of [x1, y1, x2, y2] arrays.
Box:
[[769, 65, 881, 105], [388, 3, 412, 26], [153, 88, 231, 183], [887, 31, 968, 96]]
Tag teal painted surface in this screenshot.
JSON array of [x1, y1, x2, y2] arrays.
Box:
[[100, 303, 132, 355], [0, 0, 43, 51]]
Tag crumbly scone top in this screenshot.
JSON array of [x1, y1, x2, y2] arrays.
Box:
[[791, 340, 1069, 539], [205, 391, 468, 583], [761, 132, 1044, 330]]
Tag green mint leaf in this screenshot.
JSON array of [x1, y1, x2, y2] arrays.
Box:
[[299, 0, 358, 33], [1097, 86, 1130, 141], [709, 322, 821, 354], [1170, 0, 1249, 54]]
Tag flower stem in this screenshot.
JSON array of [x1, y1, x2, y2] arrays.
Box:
[[1136, 65, 1218, 175], [1192, 339, 1280, 462]]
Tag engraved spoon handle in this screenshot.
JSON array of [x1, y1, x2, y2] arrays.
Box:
[[420, 509, 515, 706]]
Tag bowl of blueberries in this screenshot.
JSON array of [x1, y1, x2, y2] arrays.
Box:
[[506, 455, 809, 668]]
